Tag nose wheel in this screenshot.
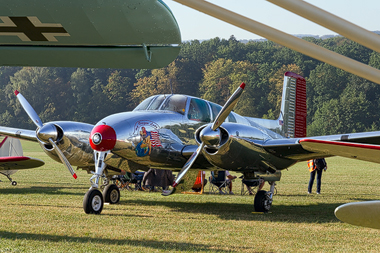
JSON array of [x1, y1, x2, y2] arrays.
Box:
[[103, 184, 120, 204], [83, 188, 104, 214]]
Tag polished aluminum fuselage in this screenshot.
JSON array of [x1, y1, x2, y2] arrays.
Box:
[[94, 94, 295, 173]]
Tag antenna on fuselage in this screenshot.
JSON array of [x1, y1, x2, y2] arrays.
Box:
[[169, 79, 173, 95]]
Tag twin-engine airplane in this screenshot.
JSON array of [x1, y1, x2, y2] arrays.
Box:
[[0, 136, 44, 185], [2, 72, 380, 215]]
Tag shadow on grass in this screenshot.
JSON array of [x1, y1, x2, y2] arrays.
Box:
[[0, 186, 86, 196], [112, 198, 343, 223], [0, 230, 237, 252]]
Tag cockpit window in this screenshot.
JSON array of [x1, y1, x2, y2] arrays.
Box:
[[188, 98, 211, 122], [210, 102, 222, 119], [147, 95, 166, 110], [228, 112, 237, 123], [133, 96, 156, 111], [160, 95, 187, 115], [209, 102, 237, 123]]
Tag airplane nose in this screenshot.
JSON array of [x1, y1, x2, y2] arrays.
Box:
[[90, 124, 117, 151]]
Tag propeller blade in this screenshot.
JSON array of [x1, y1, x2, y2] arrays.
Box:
[[15, 90, 43, 128], [162, 142, 205, 196], [212, 82, 245, 131], [48, 138, 77, 179]]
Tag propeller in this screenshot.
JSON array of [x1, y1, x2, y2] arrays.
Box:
[[162, 82, 245, 196], [14, 90, 77, 179]]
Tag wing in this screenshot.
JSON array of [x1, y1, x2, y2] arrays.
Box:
[[0, 0, 181, 69], [0, 126, 37, 142], [0, 156, 44, 170], [261, 131, 380, 162], [299, 139, 380, 164]]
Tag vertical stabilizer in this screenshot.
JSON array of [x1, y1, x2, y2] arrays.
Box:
[[0, 136, 23, 157], [279, 72, 307, 138]]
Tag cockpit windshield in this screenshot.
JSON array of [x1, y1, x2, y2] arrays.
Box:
[[133, 96, 156, 111], [147, 95, 166, 110], [160, 95, 187, 115]]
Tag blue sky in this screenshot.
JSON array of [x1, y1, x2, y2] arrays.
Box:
[[165, 0, 380, 41]]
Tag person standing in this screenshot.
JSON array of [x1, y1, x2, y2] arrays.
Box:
[[307, 158, 327, 194]]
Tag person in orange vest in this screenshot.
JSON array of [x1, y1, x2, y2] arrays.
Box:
[[307, 158, 327, 194], [192, 171, 207, 192]]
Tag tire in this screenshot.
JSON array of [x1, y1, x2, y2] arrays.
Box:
[[11, 181, 17, 186], [83, 189, 104, 214], [254, 190, 272, 212], [103, 184, 120, 204]]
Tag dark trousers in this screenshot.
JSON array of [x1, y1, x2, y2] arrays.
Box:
[[308, 169, 323, 193]]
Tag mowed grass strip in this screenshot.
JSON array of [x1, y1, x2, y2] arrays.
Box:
[[0, 140, 380, 252]]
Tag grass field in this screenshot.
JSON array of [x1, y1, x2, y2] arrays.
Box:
[[1, 140, 380, 252]]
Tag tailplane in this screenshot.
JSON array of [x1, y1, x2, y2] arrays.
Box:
[[0, 136, 23, 157], [0, 136, 44, 185], [278, 72, 307, 138]]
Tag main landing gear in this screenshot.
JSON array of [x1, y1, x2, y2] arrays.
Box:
[[254, 182, 276, 212], [1, 173, 17, 186], [83, 151, 120, 214]]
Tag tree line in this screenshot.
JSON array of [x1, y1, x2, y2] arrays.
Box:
[[1, 35, 380, 137]]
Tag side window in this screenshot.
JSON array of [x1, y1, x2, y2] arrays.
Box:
[[228, 113, 237, 123], [209, 102, 236, 123], [209, 102, 222, 120], [188, 98, 211, 122], [160, 95, 187, 114]]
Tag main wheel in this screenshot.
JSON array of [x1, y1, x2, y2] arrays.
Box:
[[103, 184, 120, 204], [254, 190, 272, 212], [83, 189, 104, 214]]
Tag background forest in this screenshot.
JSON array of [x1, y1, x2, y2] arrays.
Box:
[[1, 35, 380, 137]]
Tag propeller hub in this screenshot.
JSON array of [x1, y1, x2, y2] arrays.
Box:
[[200, 126, 221, 147], [90, 124, 117, 151], [36, 124, 58, 143]]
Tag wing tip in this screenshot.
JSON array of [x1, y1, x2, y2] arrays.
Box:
[[240, 82, 245, 89], [73, 173, 78, 179], [14, 90, 19, 96]]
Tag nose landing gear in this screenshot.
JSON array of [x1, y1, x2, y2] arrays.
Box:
[[83, 151, 120, 214]]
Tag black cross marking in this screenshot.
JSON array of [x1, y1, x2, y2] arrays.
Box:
[[0, 17, 68, 41]]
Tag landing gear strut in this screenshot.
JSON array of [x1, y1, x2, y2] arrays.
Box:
[[83, 151, 109, 214], [254, 182, 276, 212]]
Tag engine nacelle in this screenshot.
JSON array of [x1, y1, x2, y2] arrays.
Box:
[[39, 121, 95, 167], [197, 123, 295, 172]]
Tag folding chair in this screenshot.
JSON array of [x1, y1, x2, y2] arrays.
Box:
[[114, 172, 133, 191], [209, 171, 230, 194], [241, 178, 264, 195], [114, 171, 144, 191]]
